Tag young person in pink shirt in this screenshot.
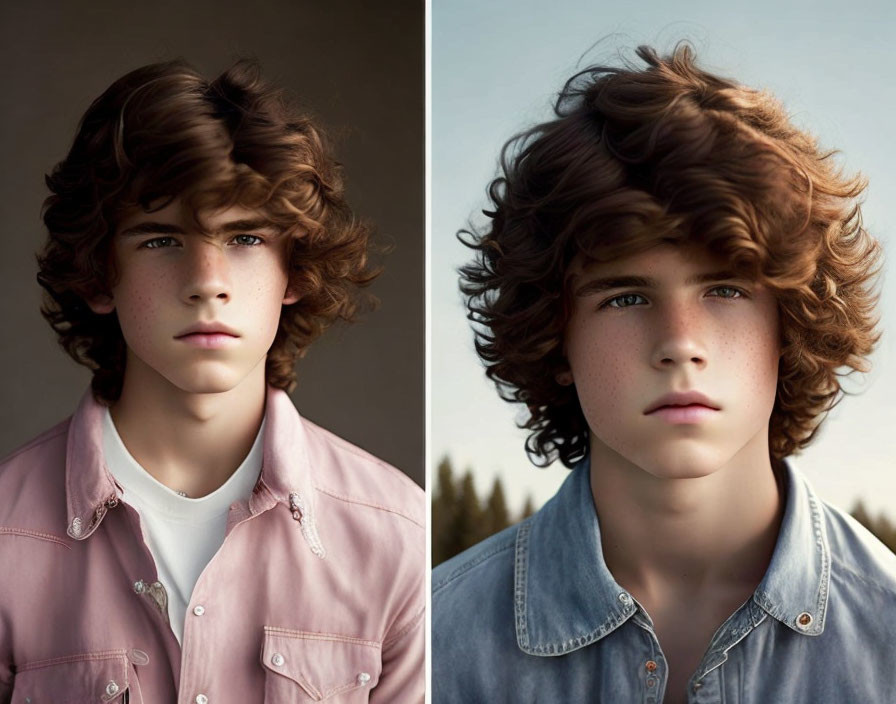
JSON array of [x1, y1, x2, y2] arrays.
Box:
[[0, 60, 424, 703]]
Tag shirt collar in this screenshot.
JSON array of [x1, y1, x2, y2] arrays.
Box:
[[65, 386, 322, 556], [514, 455, 831, 656]]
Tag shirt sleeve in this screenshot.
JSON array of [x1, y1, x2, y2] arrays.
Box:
[[370, 605, 424, 704]]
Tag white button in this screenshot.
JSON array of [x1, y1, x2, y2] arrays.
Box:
[[105, 680, 120, 696], [357, 672, 371, 685], [70, 517, 82, 536], [193, 605, 205, 616], [133, 580, 146, 594], [271, 652, 285, 667], [617, 592, 631, 603], [195, 695, 208, 704]]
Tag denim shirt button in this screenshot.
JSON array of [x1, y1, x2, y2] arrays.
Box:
[[693, 681, 703, 692], [617, 592, 631, 603], [645, 660, 657, 672], [796, 612, 813, 629], [105, 681, 119, 696], [647, 677, 657, 687]]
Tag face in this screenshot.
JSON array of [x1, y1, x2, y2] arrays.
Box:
[[563, 243, 781, 480], [90, 201, 298, 396]]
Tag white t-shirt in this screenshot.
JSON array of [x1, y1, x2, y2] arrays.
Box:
[[101, 408, 264, 643]]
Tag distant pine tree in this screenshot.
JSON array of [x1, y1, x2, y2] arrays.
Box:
[[432, 456, 458, 566], [455, 470, 483, 553], [520, 496, 536, 521], [850, 500, 896, 554], [483, 477, 510, 539], [431, 456, 543, 566]]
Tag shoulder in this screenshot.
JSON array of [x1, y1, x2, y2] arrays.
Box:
[[432, 522, 521, 643], [432, 523, 525, 698], [433, 521, 520, 597], [302, 418, 424, 532], [822, 500, 896, 598], [0, 419, 70, 527]]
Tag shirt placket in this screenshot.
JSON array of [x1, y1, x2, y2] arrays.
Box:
[[687, 602, 758, 704], [630, 608, 669, 704]]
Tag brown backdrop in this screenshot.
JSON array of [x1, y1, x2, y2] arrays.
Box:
[[0, 0, 424, 486]]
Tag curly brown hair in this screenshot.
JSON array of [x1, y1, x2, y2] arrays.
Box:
[[37, 59, 377, 403], [460, 43, 881, 469]]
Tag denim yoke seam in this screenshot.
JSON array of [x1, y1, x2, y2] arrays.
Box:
[[433, 541, 516, 595]]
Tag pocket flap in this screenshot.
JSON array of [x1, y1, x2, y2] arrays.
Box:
[[261, 627, 381, 700], [13, 650, 131, 703]]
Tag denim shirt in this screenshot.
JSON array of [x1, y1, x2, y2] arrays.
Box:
[[432, 457, 896, 703]]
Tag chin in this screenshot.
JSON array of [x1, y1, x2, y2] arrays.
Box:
[[163, 366, 253, 396], [631, 444, 731, 480]]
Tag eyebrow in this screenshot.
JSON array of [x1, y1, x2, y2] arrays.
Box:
[[574, 270, 745, 297], [118, 218, 275, 237]]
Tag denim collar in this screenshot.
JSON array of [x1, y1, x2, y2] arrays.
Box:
[[514, 456, 830, 656]]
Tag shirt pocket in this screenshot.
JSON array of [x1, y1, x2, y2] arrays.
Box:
[[11, 649, 142, 704], [260, 627, 381, 702]]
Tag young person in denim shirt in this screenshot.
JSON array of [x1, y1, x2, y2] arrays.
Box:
[[432, 44, 894, 703], [0, 61, 424, 702]]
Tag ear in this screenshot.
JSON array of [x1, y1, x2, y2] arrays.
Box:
[[86, 294, 115, 315], [555, 369, 574, 386], [282, 286, 300, 306]]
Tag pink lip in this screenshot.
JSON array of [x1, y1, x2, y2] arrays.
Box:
[[175, 333, 239, 349], [175, 321, 240, 339], [644, 390, 720, 414], [647, 404, 718, 424]]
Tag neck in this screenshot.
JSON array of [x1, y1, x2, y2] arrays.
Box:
[[110, 354, 267, 498], [590, 432, 784, 604]]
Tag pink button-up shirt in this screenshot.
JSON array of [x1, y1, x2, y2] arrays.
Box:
[[0, 387, 424, 703]]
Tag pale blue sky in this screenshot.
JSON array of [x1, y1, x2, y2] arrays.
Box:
[[432, 0, 896, 517]]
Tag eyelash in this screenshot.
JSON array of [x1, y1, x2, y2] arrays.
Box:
[[600, 286, 747, 309], [139, 234, 265, 249]]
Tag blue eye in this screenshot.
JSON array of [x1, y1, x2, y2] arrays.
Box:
[[141, 237, 178, 249], [603, 293, 647, 309], [709, 286, 744, 299], [233, 234, 264, 246]]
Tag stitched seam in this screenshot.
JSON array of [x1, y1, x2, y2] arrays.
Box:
[[303, 423, 418, 488], [383, 605, 424, 649], [830, 553, 896, 597], [432, 540, 516, 594], [514, 521, 530, 650], [808, 493, 831, 631], [0, 527, 72, 549], [263, 627, 380, 648], [18, 649, 127, 671], [314, 486, 424, 529]]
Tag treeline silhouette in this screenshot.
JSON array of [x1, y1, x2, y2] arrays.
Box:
[[432, 455, 896, 567], [432, 456, 533, 567], [851, 500, 896, 554]]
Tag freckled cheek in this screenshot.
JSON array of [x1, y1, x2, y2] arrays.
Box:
[[114, 268, 176, 348], [569, 325, 643, 429], [726, 313, 781, 415]]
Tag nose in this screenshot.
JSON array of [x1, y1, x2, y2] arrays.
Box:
[[650, 299, 707, 370], [180, 240, 231, 304]]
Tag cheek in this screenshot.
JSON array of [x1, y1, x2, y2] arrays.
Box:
[[727, 306, 781, 412], [113, 268, 175, 342], [567, 319, 645, 427]]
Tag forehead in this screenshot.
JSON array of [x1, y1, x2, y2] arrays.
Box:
[[568, 243, 743, 284], [115, 199, 277, 235]]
